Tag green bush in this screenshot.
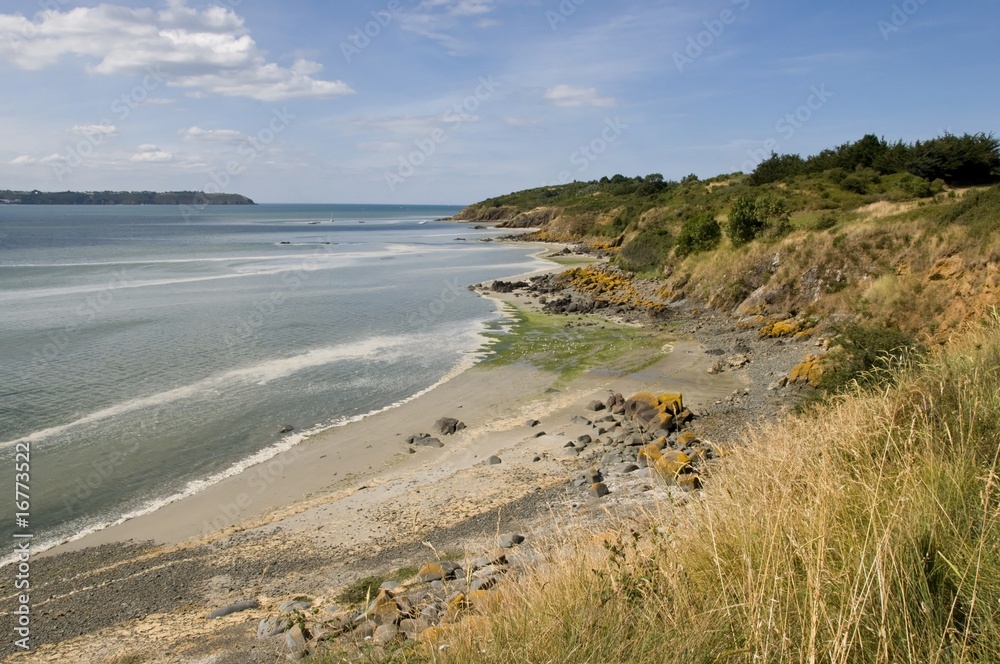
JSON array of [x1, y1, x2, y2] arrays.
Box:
[[821, 323, 922, 393], [675, 212, 722, 257], [840, 167, 881, 194], [726, 194, 790, 246], [618, 228, 673, 272]]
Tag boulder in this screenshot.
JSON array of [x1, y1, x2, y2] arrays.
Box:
[[411, 436, 444, 448], [257, 615, 293, 639], [279, 424, 295, 434], [284, 624, 309, 659], [653, 450, 692, 480], [586, 400, 606, 412], [525, 419, 541, 428], [374, 624, 399, 646], [434, 417, 466, 436], [498, 533, 524, 549], [487, 455, 502, 465], [589, 482, 610, 498]]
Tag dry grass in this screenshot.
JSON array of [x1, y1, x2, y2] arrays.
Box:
[[420, 320, 1000, 663]]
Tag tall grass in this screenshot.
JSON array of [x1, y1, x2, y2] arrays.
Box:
[[425, 321, 1000, 663]]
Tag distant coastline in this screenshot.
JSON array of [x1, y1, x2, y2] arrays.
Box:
[[0, 190, 255, 205]]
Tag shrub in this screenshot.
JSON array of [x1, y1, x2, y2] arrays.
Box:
[[840, 167, 881, 194], [821, 322, 922, 393], [726, 194, 790, 246], [618, 228, 672, 272], [674, 212, 722, 257]]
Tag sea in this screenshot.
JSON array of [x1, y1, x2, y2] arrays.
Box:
[[0, 204, 544, 557]]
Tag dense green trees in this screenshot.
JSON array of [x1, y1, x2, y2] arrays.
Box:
[[750, 132, 1000, 188]]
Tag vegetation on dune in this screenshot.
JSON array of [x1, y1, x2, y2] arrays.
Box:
[[414, 319, 1000, 664]]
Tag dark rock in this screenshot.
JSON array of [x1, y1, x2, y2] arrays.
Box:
[[487, 455, 502, 465], [577, 435, 593, 445], [279, 424, 294, 433], [586, 400, 606, 412], [412, 436, 444, 448], [206, 599, 259, 619], [525, 419, 541, 428], [434, 417, 466, 436]]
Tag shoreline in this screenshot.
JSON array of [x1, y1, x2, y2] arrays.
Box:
[[33, 239, 575, 558], [6, 238, 817, 662]]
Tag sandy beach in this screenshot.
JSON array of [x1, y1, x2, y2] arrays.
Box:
[[1, 246, 811, 663]]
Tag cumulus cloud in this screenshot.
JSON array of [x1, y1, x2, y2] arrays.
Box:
[[130, 145, 173, 162], [0, 3, 354, 101], [543, 85, 617, 108], [10, 155, 35, 165]]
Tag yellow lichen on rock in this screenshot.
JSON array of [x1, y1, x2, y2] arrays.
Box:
[[787, 354, 824, 388], [654, 450, 691, 479], [637, 444, 663, 464], [760, 318, 814, 339], [657, 393, 684, 414]]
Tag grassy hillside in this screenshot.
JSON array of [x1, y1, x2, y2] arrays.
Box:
[[415, 317, 1000, 664], [457, 133, 1000, 346]]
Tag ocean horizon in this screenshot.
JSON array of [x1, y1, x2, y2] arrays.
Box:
[[0, 204, 544, 558]]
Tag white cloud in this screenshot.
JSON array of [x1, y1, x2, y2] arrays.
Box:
[[40, 154, 65, 164], [10, 155, 35, 165], [72, 123, 119, 137], [543, 85, 616, 108], [180, 126, 247, 143], [397, 0, 499, 54], [130, 145, 173, 162], [0, 3, 354, 101]]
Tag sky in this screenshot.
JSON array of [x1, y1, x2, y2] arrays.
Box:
[[0, 0, 997, 204]]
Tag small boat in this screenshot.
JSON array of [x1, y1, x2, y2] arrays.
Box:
[[308, 221, 320, 225], [418, 221, 428, 225]]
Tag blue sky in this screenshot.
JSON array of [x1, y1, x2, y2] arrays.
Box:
[[0, 0, 997, 204]]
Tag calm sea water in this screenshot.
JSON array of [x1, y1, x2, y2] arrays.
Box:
[[0, 204, 542, 553]]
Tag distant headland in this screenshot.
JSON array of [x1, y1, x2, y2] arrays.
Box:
[[0, 190, 255, 205]]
